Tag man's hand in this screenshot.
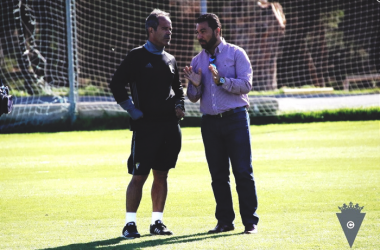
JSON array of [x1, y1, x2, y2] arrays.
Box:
[[208, 64, 221, 85], [175, 107, 185, 120], [183, 66, 202, 87]]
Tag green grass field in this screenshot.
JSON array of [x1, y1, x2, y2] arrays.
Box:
[[0, 121, 379, 249]]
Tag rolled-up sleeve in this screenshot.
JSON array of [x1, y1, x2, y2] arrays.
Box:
[[187, 82, 202, 103], [221, 48, 252, 95]]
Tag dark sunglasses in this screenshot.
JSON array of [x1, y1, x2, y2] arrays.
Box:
[[209, 55, 216, 69]]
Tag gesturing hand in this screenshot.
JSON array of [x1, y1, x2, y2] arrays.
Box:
[[208, 64, 221, 85], [183, 66, 202, 87]]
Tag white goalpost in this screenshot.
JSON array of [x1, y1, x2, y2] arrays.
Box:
[[0, 0, 73, 130]]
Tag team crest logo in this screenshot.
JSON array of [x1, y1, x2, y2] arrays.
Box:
[[135, 162, 140, 170], [336, 202, 366, 248]]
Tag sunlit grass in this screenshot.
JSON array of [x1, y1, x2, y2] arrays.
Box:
[[0, 121, 379, 249]]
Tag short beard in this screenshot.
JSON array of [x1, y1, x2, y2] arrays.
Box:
[[200, 32, 217, 51]]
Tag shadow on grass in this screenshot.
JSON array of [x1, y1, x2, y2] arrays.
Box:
[[39, 232, 241, 249]]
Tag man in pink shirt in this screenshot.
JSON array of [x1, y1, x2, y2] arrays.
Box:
[[184, 13, 259, 234]]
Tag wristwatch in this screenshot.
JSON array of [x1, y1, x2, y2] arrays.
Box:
[[217, 77, 225, 86]]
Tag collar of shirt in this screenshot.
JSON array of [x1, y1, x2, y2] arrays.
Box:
[[143, 40, 164, 55], [205, 37, 227, 56]]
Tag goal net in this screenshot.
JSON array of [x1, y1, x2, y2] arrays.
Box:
[[1, 0, 379, 131]]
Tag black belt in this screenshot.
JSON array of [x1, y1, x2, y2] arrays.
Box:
[[204, 106, 247, 118]]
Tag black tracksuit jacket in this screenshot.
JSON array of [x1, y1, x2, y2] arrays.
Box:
[[110, 46, 185, 130]]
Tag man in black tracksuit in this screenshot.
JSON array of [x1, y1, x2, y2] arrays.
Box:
[[109, 9, 185, 239]]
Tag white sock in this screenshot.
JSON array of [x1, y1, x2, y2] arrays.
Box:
[[151, 212, 163, 224], [126, 212, 136, 225]]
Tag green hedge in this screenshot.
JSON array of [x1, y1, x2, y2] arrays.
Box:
[[2, 107, 379, 133], [275, 107, 380, 124]]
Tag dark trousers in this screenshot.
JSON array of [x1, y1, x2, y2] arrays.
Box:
[[201, 110, 259, 226]]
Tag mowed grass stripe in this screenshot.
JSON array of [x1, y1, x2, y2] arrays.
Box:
[[0, 121, 379, 249]]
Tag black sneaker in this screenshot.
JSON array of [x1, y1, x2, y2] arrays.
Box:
[[122, 222, 140, 239], [150, 220, 173, 235]]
